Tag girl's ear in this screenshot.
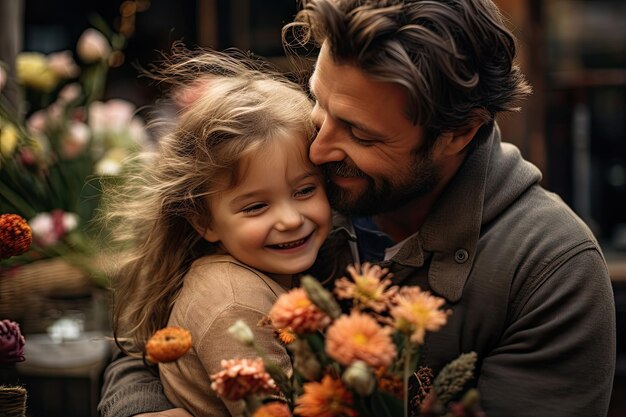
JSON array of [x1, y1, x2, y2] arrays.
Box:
[[189, 217, 220, 243]]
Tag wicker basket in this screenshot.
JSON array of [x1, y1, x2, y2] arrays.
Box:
[[0, 258, 95, 333], [0, 385, 27, 417]]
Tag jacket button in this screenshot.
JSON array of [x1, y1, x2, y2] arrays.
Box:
[[454, 249, 469, 264]]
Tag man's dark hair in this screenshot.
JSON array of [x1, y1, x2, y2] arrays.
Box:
[[283, 0, 532, 148]]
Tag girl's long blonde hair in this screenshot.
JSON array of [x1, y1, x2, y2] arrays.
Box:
[[102, 47, 314, 355]]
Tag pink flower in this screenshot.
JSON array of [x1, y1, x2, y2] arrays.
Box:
[[390, 286, 450, 345], [325, 311, 396, 368], [76, 28, 111, 63], [210, 357, 278, 401], [334, 263, 397, 313], [295, 375, 356, 417], [269, 288, 331, 334], [0, 320, 26, 365], [47, 50, 80, 79]]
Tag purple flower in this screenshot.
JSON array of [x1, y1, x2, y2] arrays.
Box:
[[0, 319, 25, 365]]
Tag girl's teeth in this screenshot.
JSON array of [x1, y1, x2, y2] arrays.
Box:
[[277, 238, 305, 249]]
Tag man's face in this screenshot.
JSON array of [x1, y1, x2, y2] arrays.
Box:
[[308, 44, 441, 216]]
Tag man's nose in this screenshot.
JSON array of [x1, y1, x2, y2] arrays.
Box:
[[309, 120, 345, 165]]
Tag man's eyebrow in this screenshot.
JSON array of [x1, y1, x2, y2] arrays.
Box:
[[338, 116, 385, 139]]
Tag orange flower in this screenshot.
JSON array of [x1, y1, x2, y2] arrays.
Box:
[[252, 402, 292, 417], [269, 288, 331, 334], [325, 311, 396, 368], [390, 286, 450, 345], [334, 263, 397, 312], [0, 214, 33, 259], [210, 357, 278, 401], [295, 374, 356, 417], [276, 328, 296, 345]]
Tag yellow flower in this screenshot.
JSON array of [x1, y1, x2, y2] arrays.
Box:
[[390, 287, 450, 345], [0, 123, 19, 157], [16, 52, 59, 92], [334, 262, 398, 313]]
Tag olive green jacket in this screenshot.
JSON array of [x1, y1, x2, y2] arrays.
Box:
[[98, 127, 615, 417]]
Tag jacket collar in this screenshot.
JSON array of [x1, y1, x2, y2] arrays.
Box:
[[328, 125, 542, 303]]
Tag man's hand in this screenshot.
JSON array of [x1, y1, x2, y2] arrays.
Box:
[[135, 409, 193, 417]]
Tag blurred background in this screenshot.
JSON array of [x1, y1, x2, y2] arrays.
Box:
[[0, 0, 624, 416]]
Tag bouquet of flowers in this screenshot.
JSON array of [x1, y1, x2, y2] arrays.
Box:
[[0, 14, 149, 280], [210, 264, 484, 417]]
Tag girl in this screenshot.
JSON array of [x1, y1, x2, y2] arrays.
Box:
[[104, 48, 331, 416]]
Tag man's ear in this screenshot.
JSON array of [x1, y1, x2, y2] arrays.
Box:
[[437, 109, 490, 157], [189, 217, 220, 243]]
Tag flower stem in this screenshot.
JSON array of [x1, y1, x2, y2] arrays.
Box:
[[403, 339, 413, 417]]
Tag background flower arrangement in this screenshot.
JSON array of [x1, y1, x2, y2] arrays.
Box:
[[205, 264, 485, 417], [0, 15, 149, 282]]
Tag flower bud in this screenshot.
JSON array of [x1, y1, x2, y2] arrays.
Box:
[[342, 360, 376, 396], [16, 52, 58, 92], [228, 320, 254, 346], [77, 28, 111, 63], [47, 50, 80, 79], [0, 123, 19, 157], [0, 319, 26, 365], [287, 338, 321, 381], [301, 275, 342, 319]]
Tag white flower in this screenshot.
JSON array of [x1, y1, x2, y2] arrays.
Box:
[[228, 320, 254, 346], [62, 212, 79, 233], [29, 213, 57, 246], [61, 121, 91, 158], [89, 99, 136, 134], [95, 157, 123, 176], [77, 28, 111, 63]]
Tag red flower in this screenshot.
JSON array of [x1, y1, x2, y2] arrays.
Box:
[[0, 214, 32, 259]]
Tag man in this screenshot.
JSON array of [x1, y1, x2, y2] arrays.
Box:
[[98, 1, 615, 416]]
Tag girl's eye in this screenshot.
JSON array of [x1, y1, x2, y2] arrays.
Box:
[[241, 203, 267, 214], [294, 185, 316, 198]]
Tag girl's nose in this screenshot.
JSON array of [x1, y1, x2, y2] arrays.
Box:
[[275, 203, 304, 231]]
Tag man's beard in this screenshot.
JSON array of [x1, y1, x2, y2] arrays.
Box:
[[321, 152, 439, 217]]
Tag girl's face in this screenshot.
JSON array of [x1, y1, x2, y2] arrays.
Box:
[[201, 132, 331, 276]]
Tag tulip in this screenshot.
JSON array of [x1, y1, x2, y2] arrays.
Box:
[[16, 52, 58, 92], [0, 123, 19, 157], [47, 50, 80, 79], [77, 28, 111, 63]]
